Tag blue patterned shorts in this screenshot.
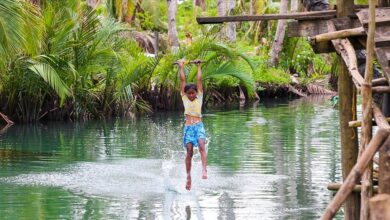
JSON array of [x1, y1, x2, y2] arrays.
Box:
[[183, 122, 206, 148]]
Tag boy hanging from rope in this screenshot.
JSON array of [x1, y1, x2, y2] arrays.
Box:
[[177, 60, 208, 191]]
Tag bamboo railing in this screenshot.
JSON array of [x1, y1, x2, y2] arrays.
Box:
[[316, 1, 390, 219]]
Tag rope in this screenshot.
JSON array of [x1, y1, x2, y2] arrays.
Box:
[[351, 87, 356, 140]]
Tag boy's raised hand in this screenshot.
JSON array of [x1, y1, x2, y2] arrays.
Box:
[[178, 60, 185, 68]]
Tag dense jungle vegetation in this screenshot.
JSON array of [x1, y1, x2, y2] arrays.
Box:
[[0, 0, 335, 123]]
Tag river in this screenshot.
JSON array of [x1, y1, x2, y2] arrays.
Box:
[[0, 96, 343, 219]]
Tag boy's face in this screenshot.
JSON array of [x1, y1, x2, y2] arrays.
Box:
[[186, 89, 197, 101]]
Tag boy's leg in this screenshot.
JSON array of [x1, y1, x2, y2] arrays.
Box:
[[198, 139, 207, 179], [185, 143, 194, 190]]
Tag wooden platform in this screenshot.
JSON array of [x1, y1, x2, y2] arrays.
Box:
[[196, 7, 390, 83], [357, 8, 390, 83]]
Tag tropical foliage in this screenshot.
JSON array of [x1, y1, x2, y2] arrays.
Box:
[[0, 0, 259, 122]]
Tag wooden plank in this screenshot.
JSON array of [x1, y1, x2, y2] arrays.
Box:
[[288, 20, 329, 37], [333, 17, 362, 30], [288, 18, 363, 38], [357, 8, 390, 84], [375, 37, 390, 47], [196, 10, 337, 24], [372, 86, 390, 93], [372, 77, 389, 86], [361, 16, 390, 27]]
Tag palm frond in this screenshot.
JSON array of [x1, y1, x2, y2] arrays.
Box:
[[203, 62, 256, 97], [0, 0, 42, 69], [28, 62, 70, 104]]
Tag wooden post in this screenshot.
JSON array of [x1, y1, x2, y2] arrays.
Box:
[[369, 194, 390, 220], [338, 56, 361, 220], [335, 0, 360, 218], [379, 136, 390, 193], [360, 0, 376, 218]]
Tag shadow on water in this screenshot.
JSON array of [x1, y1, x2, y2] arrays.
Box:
[[0, 96, 343, 219]]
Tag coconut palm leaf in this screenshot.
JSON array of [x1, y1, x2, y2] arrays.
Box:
[[0, 0, 42, 69], [28, 62, 70, 105], [202, 62, 256, 97]]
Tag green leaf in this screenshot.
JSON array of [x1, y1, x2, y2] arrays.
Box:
[[29, 63, 70, 105]]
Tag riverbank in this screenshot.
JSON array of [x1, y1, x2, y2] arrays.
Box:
[[0, 80, 336, 124]]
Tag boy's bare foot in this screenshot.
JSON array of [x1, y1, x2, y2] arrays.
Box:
[[202, 170, 207, 179], [186, 175, 191, 190]]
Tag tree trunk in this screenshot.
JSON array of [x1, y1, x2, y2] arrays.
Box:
[[217, 0, 226, 40], [167, 0, 180, 50], [291, 0, 299, 12], [122, 0, 128, 22], [268, 0, 288, 67], [217, 0, 236, 42], [29, 0, 41, 6], [250, 0, 253, 15], [194, 0, 206, 10], [226, 0, 236, 42]]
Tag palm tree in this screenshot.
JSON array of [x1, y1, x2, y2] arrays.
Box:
[[0, 0, 42, 71], [217, 0, 236, 42], [167, 0, 179, 50], [268, 0, 288, 66], [194, 0, 206, 10], [1, 1, 155, 122]]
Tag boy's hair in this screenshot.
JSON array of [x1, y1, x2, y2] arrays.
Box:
[[184, 83, 197, 93]]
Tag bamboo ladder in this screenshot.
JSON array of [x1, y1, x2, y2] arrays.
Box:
[[314, 5, 390, 220]]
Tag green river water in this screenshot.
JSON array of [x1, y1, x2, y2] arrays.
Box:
[[0, 96, 343, 219]]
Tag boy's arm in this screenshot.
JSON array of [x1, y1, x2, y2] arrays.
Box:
[[196, 62, 203, 93], [179, 61, 186, 94]]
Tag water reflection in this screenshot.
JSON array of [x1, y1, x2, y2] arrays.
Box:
[[0, 96, 342, 219], [218, 192, 235, 220]]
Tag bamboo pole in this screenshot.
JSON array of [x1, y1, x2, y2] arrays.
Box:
[[321, 129, 390, 220], [369, 194, 390, 220], [349, 117, 390, 128], [359, 0, 376, 218], [379, 136, 390, 193], [327, 182, 378, 193], [310, 27, 365, 43], [373, 104, 390, 130]]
